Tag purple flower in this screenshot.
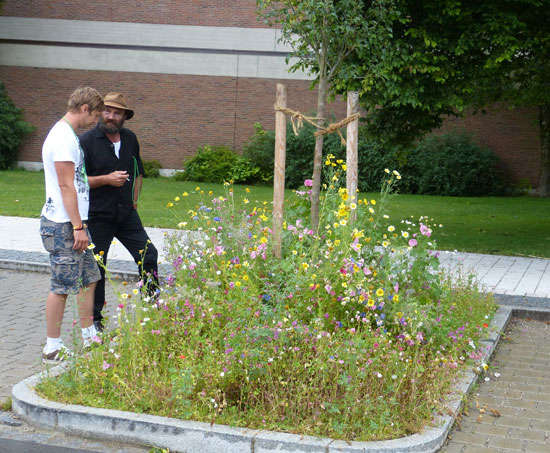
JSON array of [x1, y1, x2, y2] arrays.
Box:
[[408, 238, 418, 247], [304, 179, 313, 187]]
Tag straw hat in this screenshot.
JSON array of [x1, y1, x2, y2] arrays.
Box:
[[103, 92, 134, 120]]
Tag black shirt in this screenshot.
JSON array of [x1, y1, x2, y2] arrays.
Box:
[[80, 124, 144, 223]]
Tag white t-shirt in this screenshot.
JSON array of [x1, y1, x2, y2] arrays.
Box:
[[41, 121, 90, 223]]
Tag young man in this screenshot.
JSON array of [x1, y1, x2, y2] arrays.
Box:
[[40, 87, 104, 363], [80, 92, 158, 331]]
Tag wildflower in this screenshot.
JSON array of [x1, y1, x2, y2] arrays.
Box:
[[245, 187, 251, 193], [132, 289, 139, 295], [388, 225, 395, 232], [340, 219, 347, 226], [382, 240, 389, 248], [350, 203, 357, 210], [174, 196, 180, 201], [376, 288, 384, 297], [408, 239, 418, 247], [87, 243, 95, 250], [384, 168, 390, 174], [420, 223, 432, 237], [195, 186, 200, 191], [371, 200, 376, 205], [402, 231, 409, 238], [302, 263, 309, 271], [304, 179, 313, 187], [102, 361, 112, 370], [166, 202, 173, 208], [121, 293, 129, 299], [243, 198, 249, 204]]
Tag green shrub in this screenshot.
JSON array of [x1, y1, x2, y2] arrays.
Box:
[[243, 122, 398, 191], [178, 145, 260, 184], [399, 132, 509, 196], [142, 159, 162, 178], [243, 122, 347, 188], [0, 82, 35, 170]]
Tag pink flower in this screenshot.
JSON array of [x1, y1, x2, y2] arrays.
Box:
[[408, 238, 418, 247], [102, 361, 112, 371], [304, 179, 313, 187], [420, 223, 432, 237]]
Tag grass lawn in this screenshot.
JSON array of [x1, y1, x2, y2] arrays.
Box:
[[1, 169, 549, 257]]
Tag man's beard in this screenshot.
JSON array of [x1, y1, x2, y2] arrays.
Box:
[[99, 117, 124, 135]]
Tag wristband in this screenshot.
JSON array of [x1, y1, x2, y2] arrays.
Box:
[[73, 223, 85, 231]]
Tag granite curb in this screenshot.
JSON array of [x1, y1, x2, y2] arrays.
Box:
[[0, 249, 171, 282], [11, 305, 524, 453]]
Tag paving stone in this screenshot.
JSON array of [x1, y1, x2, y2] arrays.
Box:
[[448, 431, 488, 446], [462, 446, 500, 453], [494, 416, 531, 429], [472, 424, 509, 437], [509, 428, 546, 443], [487, 436, 524, 450], [524, 442, 550, 452], [441, 442, 465, 452]]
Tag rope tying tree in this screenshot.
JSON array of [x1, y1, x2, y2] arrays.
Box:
[[274, 104, 360, 145]]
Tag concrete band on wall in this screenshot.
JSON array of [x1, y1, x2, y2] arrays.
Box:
[[0, 17, 308, 80]]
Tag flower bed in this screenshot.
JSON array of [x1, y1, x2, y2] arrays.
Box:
[[38, 159, 495, 441]]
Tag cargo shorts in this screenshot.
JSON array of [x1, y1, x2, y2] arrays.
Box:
[[39, 216, 101, 294]]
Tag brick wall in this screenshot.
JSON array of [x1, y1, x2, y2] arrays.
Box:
[[440, 107, 541, 187], [1, 0, 264, 28], [0, 66, 346, 169]]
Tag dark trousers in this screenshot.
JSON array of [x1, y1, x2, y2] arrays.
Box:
[[87, 209, 158, 324]]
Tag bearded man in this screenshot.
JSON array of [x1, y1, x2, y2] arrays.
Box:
[[80, 92, 158, 331]]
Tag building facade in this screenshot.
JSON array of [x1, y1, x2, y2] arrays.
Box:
[[0, 1, 541, 187]]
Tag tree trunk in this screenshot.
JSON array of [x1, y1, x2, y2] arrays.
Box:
[[538, 103, 550, 197], [310, 57, 328, 233]]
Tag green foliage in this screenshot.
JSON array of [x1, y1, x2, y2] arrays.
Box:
[[243, 122, 346, 188], [0, 82, 35, 170], [179, 145, 260, 184], [244, 124, 508, 196], [399, 132, 509, 197], [142, 159, 162, 178]]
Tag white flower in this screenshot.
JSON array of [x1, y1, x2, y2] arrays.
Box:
[[220, 371, 225, 377]]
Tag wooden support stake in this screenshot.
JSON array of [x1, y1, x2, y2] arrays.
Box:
[[273, 84, 287, 258], [346, 91, 359, 223]]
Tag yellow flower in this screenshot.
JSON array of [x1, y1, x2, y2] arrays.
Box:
[[242, 275, 249, 281], [178, 222, 188, 228], [367, 299, 375, 307], [166, 202, 174, 208], [341, 164, 347, 171], [302, 263, 309, 270], [376, 288, 384, 297], [371, 199, 376, 205], [292, 250, 297, 255], [245, 187, 251, 193], [393, 294, 399, 302], [340, 219, 347, 226], [402, 231, 409, 238], [384, 168, 390, 174], [350, 203, 357, 210], [182, 192, 189, 196], [243, 198, 249, 204], [388, 225, 395, 232], [235, 281, 242, 287], [132, 289, 139, 295], [369, 207, 375, 214], [174, 196, 180, 201], [382, 240, 389, 247], [209, 190, 213, 195], [195, 186, 200, 191]]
